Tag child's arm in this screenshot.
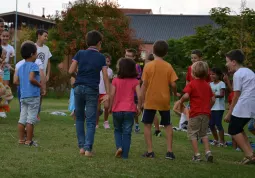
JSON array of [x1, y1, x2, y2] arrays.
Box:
[[46, 60, 51, 82], [170, 81, 179, 97], [141, 80, 148, 105], [102, 67, 110, 96], [224, 91, 241, 122], [39, 69, 46, 96], [211, 95, 216, 107], [108, 85, 116, 113], [13, 69, 19, 85], [223, 74, 233, 92], [29, 71, 41, 88], [135, 84, 142, 115], [68, 60, 78, 78]]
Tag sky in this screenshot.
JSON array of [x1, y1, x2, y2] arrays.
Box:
[[0, 0, 255, 16]]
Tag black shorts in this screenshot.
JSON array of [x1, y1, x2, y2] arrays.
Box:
[[228, 115, 251, 135], [142, 109, 171, 126]]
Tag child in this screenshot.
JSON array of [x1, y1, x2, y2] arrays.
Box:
[[141, 40, 178, 159], [96, 53, 113, 129], [1, 29, 15, 85], [173, 101, 189, 130], [69, 30, 110, 157], [68, 77, 76, 120], [186, 50, 211, 85], [125, 48, 142, 133], [108, 58, 141, 159], [14, 41, 43, 146], [224, 49, 255, 164], [0, 18, 4, 41], [144, 53, 161, 137], [209, 68, 226, 147], [179, 61, 215, 162]]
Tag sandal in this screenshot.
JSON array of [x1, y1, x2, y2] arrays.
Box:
[[18, 140, 25, 144], [240, 155, 255, 165]]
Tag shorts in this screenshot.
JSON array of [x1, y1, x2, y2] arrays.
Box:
[[18, 97, 40, 126], [134, 95, 138, 105], [3, 68, 10, 81], [228, 115, 251, 135], [248, 119, 255, 132], [142, 109, 171, 126], [187, 115, 209, 140], [99, 94, 106, 102]]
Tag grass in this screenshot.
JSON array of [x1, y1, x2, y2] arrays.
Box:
[[0, 98, 254, 178]]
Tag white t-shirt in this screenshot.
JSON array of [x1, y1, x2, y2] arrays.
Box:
[[232, 68, 255, 118], [36, 44, 52, 74], [99, 68, 113, 94], [15, 59, 44, 71], [210, 81, 226, 111], [1, 44, 15, 63]]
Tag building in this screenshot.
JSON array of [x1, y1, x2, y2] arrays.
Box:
[[119, 8, 153, 15]]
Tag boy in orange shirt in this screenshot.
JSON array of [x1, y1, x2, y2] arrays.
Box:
[[141, 40, 178, 159]]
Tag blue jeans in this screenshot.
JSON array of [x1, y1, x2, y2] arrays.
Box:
[[112, 112, 135, 159], [74, 85, 99, 151]]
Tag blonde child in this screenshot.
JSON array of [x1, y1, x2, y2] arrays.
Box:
[[108, 58, 141, 159], [179, 61, 215, 162]]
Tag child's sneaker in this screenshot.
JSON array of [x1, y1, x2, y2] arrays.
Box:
[[25, 141, 38, 147], [218, 142, 227, 147], [142, 152, 155, 158], [210, 140, 219, 146], [205, 151, 213, 163], [165, 152, 175, 160], [134, 124, 140, 133], [154, 130, 162, 137], [103, 121, 110, 129], [192, 154, 201, 162]]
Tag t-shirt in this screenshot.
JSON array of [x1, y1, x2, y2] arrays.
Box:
[[112, 78, 139, 112], [99, 67, 113, 94], [15, 59, 44, 70], [186, 65, 211, 82], [232, 68, 255, 118], [17, 62, 40, 99], [73, 48, 106, 90], [183, 79, 214, 118], [36, 44, 52, 74], [142, 59, 178, 110], [1, 44, 15, 63], [210, 81, 226, 111]]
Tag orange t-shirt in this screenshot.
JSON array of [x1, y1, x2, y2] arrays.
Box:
[[142, 59, 178, 110]]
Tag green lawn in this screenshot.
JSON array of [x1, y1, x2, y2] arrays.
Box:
[[0, 99, 254, 178]]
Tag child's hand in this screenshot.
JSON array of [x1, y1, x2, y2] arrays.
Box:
[[137, 107, 141, 116], [100, 94, 109, 104], [223, 74, 229, 82], [224, 113, 231, 123], [108, 107, 112, 114], [41, 89, 46, 96]]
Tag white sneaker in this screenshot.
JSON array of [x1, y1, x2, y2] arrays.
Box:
[[0, 112, 7, 118]]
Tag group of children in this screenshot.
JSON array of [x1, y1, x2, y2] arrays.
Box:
[[1, 16, 254, 164]]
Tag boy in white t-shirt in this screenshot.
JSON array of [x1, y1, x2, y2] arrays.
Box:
[[96, 53, 113, 129], [224, 49, 255, 164], [1, 30, 15, 85]]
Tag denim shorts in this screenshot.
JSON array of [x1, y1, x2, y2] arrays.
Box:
[[19, 97, 40, 125]]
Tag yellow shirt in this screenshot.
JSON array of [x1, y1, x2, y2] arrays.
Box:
[[142, 59, 178, 110]]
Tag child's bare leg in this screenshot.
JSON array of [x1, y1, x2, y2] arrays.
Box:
[[191, 139, 199, 155], [219, 130, 225, 143], [232, 138, 238, 149], [18, 123, 25, 142], [154, 116, 160, 131], [144, 124, 153, 152], [210, 125, 219, 141], [25, 123, 34, 143], [165, 125, 173, 152], [232, 132, 253, 157], [201, 137, 210, 153], [104, 101, 109, 122]]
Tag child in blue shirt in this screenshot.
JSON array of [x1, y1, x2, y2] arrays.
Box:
[[14, 41, 44, 146]]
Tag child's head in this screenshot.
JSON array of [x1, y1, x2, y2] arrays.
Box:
[[36, 29, 48, 44], [153, 40, 168, 58], [191, 61, 209, 79], [210, 68, 223, 82], [86, 30, 103, 49], [125, 48, 136, 60], [0, 18, 4, 35], [20, 41, 37, 61], [191, 49, 203, 64], [1, 30, 10, 45], [225, 49, 244, 73], [145, 53, 154, 64], [117, 58, 137, 79], [104, 53, 111, 67]]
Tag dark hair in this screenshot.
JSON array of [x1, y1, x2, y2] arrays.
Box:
[[36, 29, 48, 38], [153, 40, 168, 57], [225, 49, 245, 64], [147, 53, 154, 61], [104, 53, 112, 60], [117, 58, 137, 79], [211, 67, 223, 79], [191, 49, 203, 58], [126, 48, 137, 56], [20, 42, 37, 59], [86, 30, 103, 46]]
